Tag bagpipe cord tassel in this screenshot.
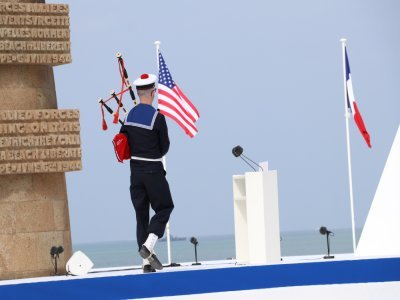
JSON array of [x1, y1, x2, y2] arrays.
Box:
[[101, 104, 108, 130], [113, 109, 120, 124]]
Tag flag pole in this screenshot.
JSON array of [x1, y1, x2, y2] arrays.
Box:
[[340, 38, 357, 253], [155, 40, 173, 265]]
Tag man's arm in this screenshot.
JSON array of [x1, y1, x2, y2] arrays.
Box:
[[157, 114, 170, 156]]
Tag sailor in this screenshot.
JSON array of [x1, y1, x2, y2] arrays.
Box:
[[119, 73, 174, 273]]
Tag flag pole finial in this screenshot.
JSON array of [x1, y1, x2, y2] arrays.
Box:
[[340, 38, 347, 44]]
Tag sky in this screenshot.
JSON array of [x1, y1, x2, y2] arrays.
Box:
[[50, 0, 400, 244]]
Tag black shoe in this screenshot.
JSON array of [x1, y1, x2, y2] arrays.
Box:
[[139, 245, 163, 270], [143, 264, 156, 273]]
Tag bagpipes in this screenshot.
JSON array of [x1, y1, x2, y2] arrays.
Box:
[[98, 52, 137, 130]]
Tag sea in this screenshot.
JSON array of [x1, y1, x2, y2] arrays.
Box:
[[73, 228, 361, 268]]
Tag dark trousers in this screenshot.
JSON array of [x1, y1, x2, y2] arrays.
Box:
[[130, 163, 174, 251]]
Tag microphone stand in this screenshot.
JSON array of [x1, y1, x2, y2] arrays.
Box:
[[324, 232, 335, 259], [239, 154, 264, 172], [232, 145, 264, 172]]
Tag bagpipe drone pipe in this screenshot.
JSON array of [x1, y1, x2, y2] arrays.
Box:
[[98, 52, 136, 130]]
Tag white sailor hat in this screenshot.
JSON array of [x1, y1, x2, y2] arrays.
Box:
[[133, 73, 157, 90]]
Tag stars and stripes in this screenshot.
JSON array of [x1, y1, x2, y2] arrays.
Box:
[[157, 52, 199, 138], [345, 47, 371, 148]]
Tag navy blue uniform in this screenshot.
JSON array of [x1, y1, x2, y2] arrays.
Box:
[[120, 104, 174, 250]]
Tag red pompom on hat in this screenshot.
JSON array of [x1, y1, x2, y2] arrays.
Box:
[[133, 73, 157, 90]]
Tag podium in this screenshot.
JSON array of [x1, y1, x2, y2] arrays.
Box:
[[233, 171, 281, 265]]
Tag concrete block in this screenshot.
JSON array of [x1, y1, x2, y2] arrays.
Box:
[[0, 234, 14, 273], [0, 175, 34, 203], [0, 203, 16, 234], [16, 200, 55, 233], [53, 200, 70, 231], [32, 173, 68, 202], [9, 233, 39, 273]]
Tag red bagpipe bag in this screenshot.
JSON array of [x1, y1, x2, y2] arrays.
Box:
[[112, 133, 131, 163]]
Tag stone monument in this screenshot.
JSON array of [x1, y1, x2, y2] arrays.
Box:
[[0, 0, 81, 280]]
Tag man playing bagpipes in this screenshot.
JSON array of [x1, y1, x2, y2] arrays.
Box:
[[118, 73, 174, 273], [105, 47, 199, 273]]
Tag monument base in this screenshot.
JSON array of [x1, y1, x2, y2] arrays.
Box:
[[0, 173, 72, 280]]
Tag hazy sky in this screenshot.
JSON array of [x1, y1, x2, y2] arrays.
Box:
[[50, 0, 399, 244]]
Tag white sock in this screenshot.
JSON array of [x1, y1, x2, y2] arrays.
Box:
[[143, 258, 150, 266], [143, 233, 158, 252]]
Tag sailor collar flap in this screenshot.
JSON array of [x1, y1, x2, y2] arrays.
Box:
[[124, 104, 158, 130]]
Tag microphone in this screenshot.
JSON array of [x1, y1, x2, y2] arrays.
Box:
[[319, 226, 332, 235], [232, 145, 243, 157], [232, 145, 263, 172]]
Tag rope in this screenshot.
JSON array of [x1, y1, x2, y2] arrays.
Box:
[[103, 87, 130, 104]]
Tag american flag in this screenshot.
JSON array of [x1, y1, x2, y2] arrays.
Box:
[[345, 47, 371, 148], [157, 52, 199, 138]]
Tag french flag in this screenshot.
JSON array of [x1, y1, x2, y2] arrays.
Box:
[[345, 47, 372, 148]]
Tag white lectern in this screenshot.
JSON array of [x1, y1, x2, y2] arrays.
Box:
[[233, 171, 281, 265]]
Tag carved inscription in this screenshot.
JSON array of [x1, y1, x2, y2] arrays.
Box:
[[0, 3, 69, 14], [0, 109, 82, 175], [0, 28, 70, 39], [0, 41, 70, 51], [0, 3, 71, 65], [0, 53, 70, 64], [0, 15, 70, 26], [0, 135, 80, 147], [0, 161, 82, 174]]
